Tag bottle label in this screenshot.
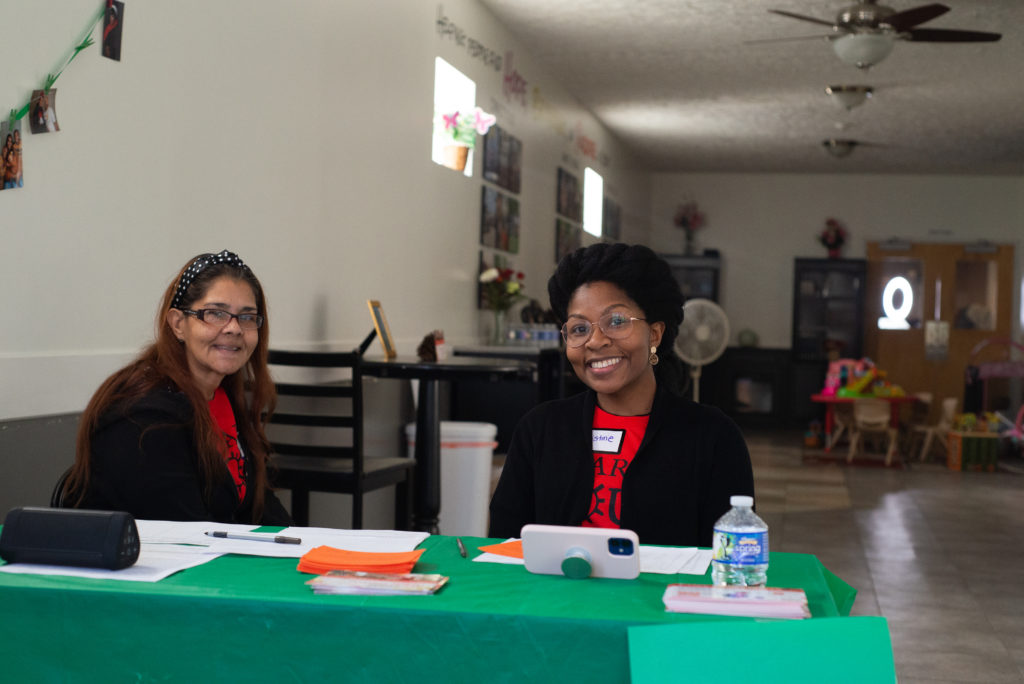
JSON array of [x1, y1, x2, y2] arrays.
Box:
[[711, 529, 768, 566]]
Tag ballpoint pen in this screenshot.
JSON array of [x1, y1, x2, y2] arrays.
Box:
[[456, 537, 468, 558], [204, 531, 302, 544]]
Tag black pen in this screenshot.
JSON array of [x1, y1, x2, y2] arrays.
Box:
[[456, 537, 468, 558], [204, 530, 302, 545]]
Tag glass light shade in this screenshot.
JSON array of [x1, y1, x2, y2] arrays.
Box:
[[825, 85, 874, 111], [822, 139, 858, 158], [831, 33, 895, 69]]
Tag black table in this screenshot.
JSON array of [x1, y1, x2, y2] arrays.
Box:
[[360, 355, 536, 532]]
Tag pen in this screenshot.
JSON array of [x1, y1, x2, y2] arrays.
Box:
[[456, 537, 468, 558], [204, 531, 302, 545]]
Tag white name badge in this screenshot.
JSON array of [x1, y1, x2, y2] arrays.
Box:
[[592, 429, 624, 454]]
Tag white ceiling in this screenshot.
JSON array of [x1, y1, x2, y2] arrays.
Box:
[[478, 0, 1024, 175]]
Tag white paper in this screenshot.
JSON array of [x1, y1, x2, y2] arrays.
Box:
[[639, 546, 711, 575], [136, 519, 258, 545], [0, 543, 223, 582], [205, 527, 430, 558], [471, 540, 713, 576], [137, 520, 429, 559]]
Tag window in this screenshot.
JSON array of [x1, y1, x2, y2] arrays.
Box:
[[582, 167, 603, 237], [953, 260, 997, 330], [432, 57, 476, 177]]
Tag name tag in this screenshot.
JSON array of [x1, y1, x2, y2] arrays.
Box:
[[592, 429, 624, 454]]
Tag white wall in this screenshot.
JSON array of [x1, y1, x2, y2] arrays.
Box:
[[649, 173, 1024, 348], [0, 0, 651, 420]]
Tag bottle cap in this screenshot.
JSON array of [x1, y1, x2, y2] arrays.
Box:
[[730, 495, 754, 507]]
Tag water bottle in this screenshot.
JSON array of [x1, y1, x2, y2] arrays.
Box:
[[711, 495, 769, 586]]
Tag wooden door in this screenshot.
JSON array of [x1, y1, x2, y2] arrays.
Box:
[[863, 241, 1014, 419]]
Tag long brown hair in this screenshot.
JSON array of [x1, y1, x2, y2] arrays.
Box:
[[66, 253, 277, 523]]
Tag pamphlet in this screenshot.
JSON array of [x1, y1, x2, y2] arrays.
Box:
[[307, 570, 449, 595], [662, 583, 810, 619]]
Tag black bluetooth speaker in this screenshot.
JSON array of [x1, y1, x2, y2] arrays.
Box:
[[0, 507, 140, 570]]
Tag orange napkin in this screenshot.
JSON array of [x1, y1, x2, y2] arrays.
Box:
[[297, 545, 425, 575], [477, 539, 523, 559]]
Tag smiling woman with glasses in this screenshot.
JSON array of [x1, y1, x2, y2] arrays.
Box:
[[63, 250, 291, 526], [489, 243, 754, 548]]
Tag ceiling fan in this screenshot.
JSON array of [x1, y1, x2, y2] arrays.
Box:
[[767, 1, 1002, 69]]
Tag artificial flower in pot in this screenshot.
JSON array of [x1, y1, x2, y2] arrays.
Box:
[[819, 218, 848, 258], [479, 266, 525, 345], [673, 201, 706, 255], [439, 107, 496, 171]]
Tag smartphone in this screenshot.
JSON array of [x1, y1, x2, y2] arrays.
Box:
[[521, 524, 640, 580]]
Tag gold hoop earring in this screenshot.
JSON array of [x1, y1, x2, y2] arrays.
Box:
[[649, 345, 659, 366]]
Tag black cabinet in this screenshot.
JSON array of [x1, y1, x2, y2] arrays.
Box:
[[660, 253, 720, 302], [791, 258, 866, 424], [792, 258, 866, 361]]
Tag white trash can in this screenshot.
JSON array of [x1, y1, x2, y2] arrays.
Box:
[[405, 421, 498, 537]]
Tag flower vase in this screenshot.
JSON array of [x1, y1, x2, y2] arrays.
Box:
[[443, 144, 470, 171], [828, 248, 840, 259], [491, 309, 508, 346], [684, 230, 695, 256]]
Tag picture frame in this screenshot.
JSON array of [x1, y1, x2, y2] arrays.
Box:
[[366, 300, 397, 358]]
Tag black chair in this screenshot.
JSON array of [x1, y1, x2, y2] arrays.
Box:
[[50, 467, 72, 508], [267, 349, 414, 528]]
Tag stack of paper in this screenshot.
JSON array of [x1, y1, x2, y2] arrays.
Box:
[[662, 584, 810, 619], [296, 545, 425, 575], [307, 570, 448, 595]]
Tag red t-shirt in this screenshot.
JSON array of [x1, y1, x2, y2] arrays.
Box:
[[208, 387, 246, 502], [582, 406, 650, 529]]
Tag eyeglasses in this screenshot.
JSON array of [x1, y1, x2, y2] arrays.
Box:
[[181, 308, 264, 330], [561, 312, 646, 348]]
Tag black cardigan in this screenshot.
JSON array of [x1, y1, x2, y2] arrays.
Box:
[[78, 387, 291, 525], [489, 388, 754, 547]]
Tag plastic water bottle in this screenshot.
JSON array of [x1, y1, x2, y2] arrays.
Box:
[[711, 495, 769, 587]]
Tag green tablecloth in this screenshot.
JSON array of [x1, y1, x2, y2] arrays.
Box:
[[0, 535, 884, 683]]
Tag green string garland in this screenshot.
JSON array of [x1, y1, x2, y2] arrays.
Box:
[[8, 6, 105, 129]]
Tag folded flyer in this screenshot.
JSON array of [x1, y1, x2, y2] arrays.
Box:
[[307, 569, 449, 595], [662, 583, 809, 619]]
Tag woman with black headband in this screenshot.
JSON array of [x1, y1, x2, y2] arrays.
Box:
[[489, 243, 753, 547], [65, 251, 291, 524]]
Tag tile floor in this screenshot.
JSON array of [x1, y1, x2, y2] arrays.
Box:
[[746, 428, 1024, 683]]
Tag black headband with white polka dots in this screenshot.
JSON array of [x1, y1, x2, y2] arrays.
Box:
[[171, 250, 249, 309]]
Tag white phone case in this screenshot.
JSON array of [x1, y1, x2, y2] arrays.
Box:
[[521, 524, 640, 579]]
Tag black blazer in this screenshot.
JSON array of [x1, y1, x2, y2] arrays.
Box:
[[79, 387, 291, 525], [489, 388, 754, 547]]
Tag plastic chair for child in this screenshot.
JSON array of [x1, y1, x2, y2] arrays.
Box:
[[830, 403, 854, 449], [914, 397, 957, 462], [848, 398, 899, 466], [901, 392, 933, 456]]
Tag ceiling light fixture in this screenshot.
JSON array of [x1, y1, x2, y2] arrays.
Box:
[[825, 85, 874, 111], [831, 32, 894, 69], [822, 139, 859, 158]]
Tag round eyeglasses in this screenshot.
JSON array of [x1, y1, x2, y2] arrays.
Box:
[[180, 308, 264, 330], [561, 312, 646, 348]]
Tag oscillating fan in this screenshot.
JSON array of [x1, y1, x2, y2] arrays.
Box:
[[674, 299, 730, 403]]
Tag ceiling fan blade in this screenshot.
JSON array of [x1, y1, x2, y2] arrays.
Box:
[[768, 9, 836, 28], [885, 3, 950, 31], [745, 34, 833, 45], [903, 28, 1001, 42]]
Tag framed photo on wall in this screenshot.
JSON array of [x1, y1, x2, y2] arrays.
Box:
[[556, 167, 581, 222], [480, 185, 520, 253], [482, 125, 522, 194], [603, 196, 621, 242], [555, 218, 582, 263], [366, 300, 397, 358]]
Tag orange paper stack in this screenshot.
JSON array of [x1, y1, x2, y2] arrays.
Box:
[[297, 546, 425, 575]]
